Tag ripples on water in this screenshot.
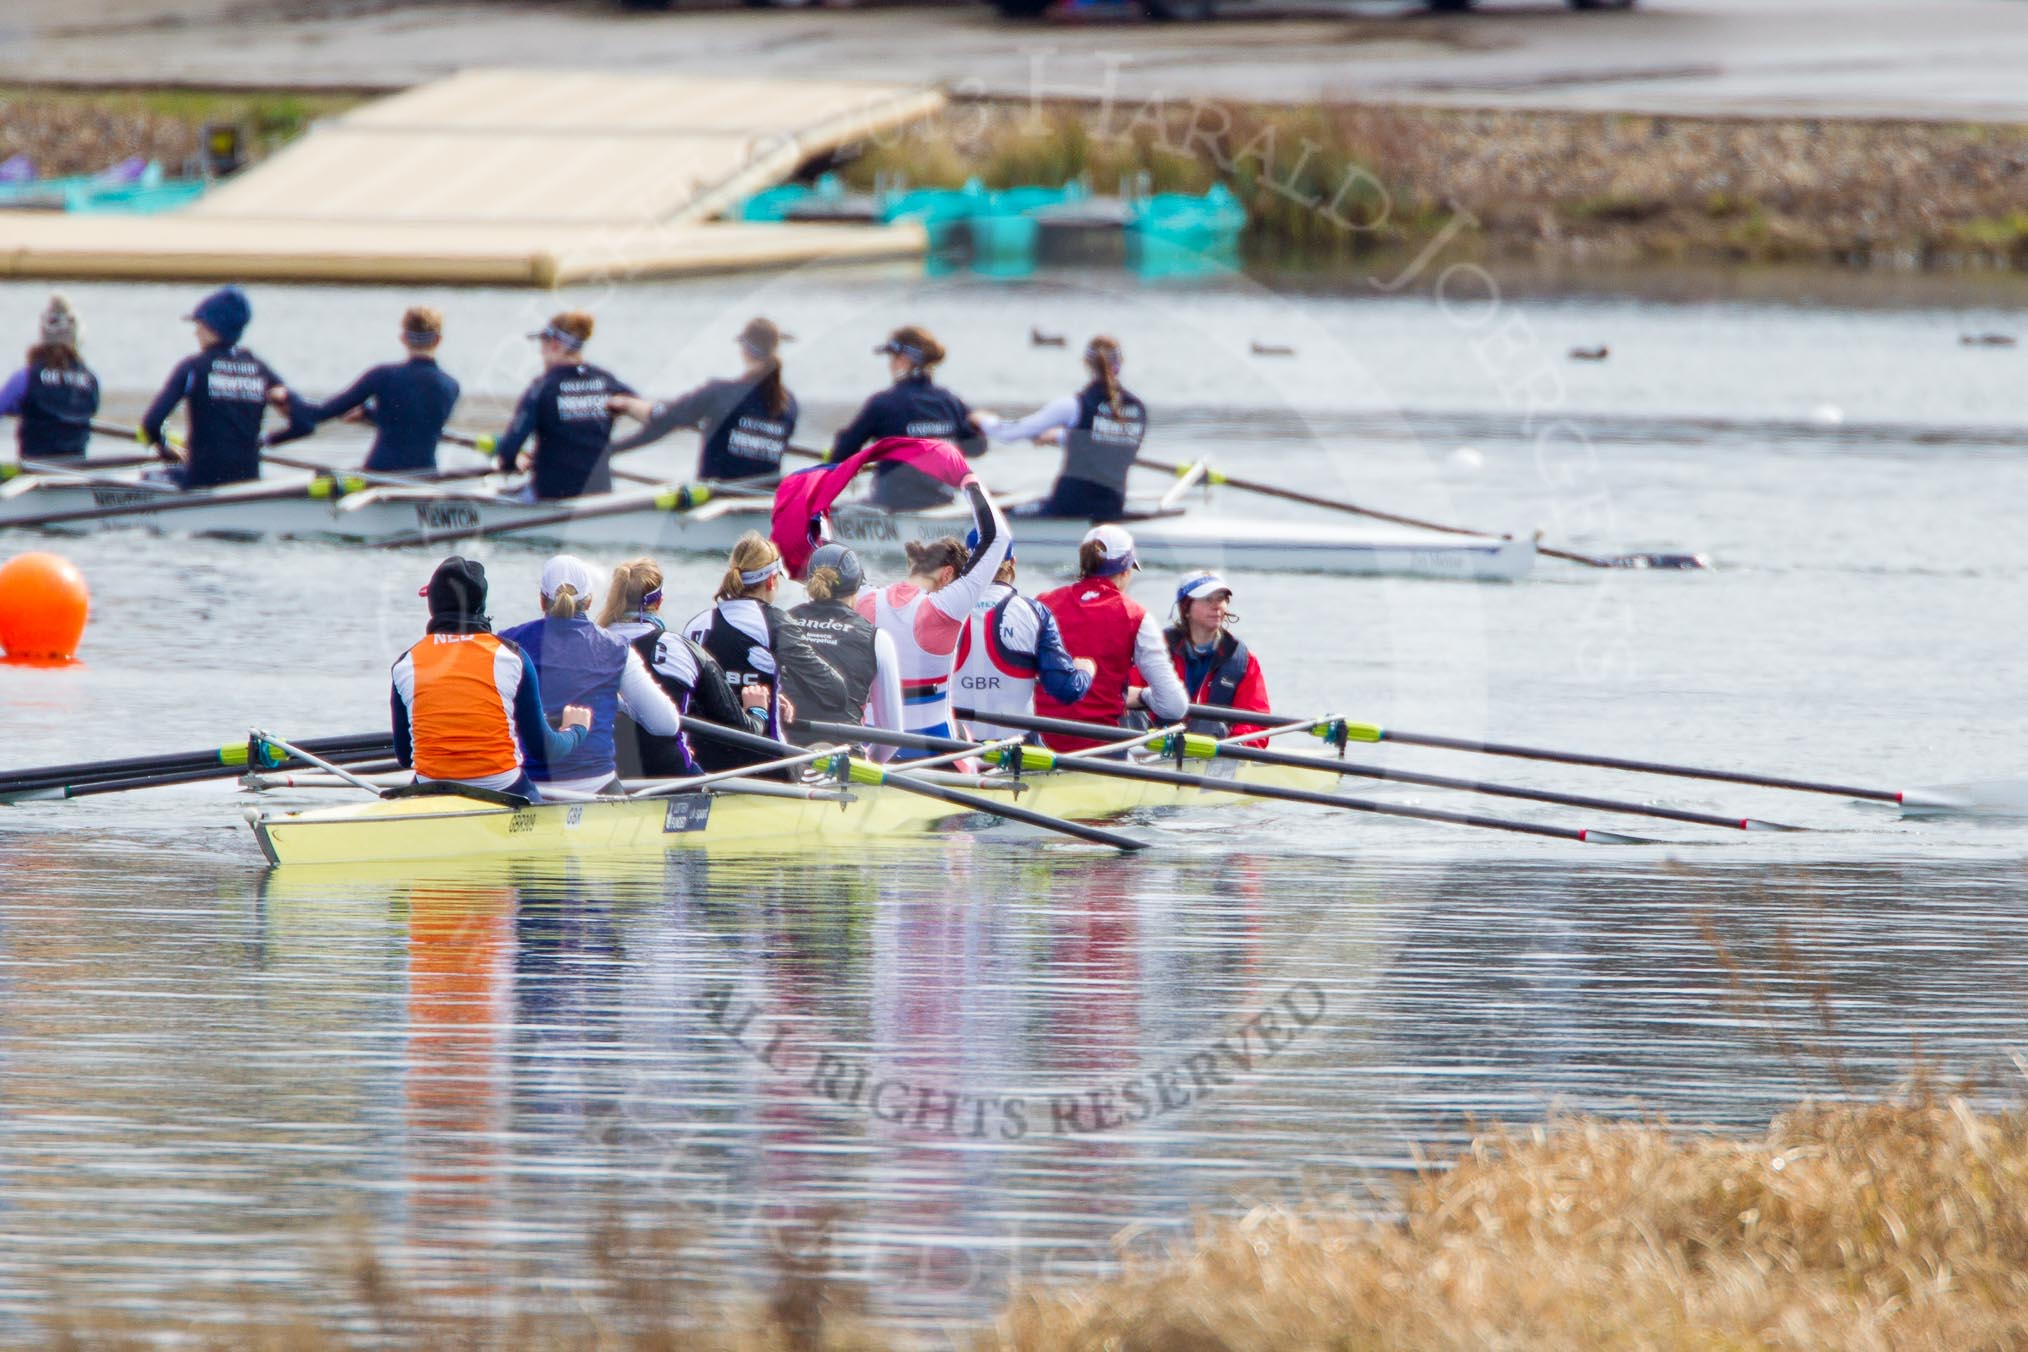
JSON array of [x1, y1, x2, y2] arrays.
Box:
[[0, 268, 2024, 1339]]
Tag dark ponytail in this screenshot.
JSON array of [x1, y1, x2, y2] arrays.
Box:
[[755, 357, 789, 418], [1086, 335, 1125, 421]]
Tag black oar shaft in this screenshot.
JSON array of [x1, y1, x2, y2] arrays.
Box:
[[680, 717, 1142, 851], [11, 744, 397, 801], [0, 733, 390, 793], [1184, 702, 1902, 804], [882, 714, 1631, 844]]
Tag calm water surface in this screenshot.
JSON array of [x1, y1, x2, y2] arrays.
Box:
[[0, 264, 2024, 1340]]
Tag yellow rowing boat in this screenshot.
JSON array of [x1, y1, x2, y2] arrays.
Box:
[[247, 758, 1347, 868]]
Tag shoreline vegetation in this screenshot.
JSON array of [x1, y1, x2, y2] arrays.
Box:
[[45, 1091, 2028, 1349], [5, 84, 2026, 275], [835, 99, 2028, 274]]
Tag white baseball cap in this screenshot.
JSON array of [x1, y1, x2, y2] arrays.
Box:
[[1081, 523, 1138, 576], [539, 553, 597, 603], [1176, 571, 1233, 603]]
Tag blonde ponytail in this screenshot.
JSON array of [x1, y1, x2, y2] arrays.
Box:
[[597, 557, 664, 626], [545, 584, 584, 619], [716, 531, 783, 603], [804, 564, 842, 604]]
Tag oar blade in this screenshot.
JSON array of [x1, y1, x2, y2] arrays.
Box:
[[1578, 828, 1664, 846], [1897, 778, 2028, 818], [1614, 552, 1711, 570]]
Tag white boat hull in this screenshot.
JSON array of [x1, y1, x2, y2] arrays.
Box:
[[0, 469, 1535, 581]]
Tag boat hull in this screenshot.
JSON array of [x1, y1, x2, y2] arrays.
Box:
[[249, 760, 1358, 867], [0, 470, 1535, 580]]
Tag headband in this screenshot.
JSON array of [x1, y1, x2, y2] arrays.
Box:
[[404, 328, 440, 346], [532, 324, 584, 350], [640, 587, 663, 610], [1086, 345, 1121, 373], [739, 559, 783, 587]]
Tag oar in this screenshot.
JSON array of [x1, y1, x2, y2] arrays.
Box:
[[951, 706, 1800, 833], [0, 453, 157, 482], [800, 719, 1653, 845], [1, 736, 394, 803], [442, 428, 703, 489], [1135, 454, 1707, 570], [368, 481, 724, 550], [1182, 701, 1911, 804], [678, 716, 1143, 851]]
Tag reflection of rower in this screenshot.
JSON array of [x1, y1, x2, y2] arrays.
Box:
[[973, 335, 1145, 521], [829, 326, 983, 510], [607, 317, 796, 482], [0, 295, 99, 461]]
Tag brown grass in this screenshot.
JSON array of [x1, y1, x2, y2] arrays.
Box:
[[841, 100, 2028, 272], [35, 1093, 2028, 1350], [983, 1091, 2028, 1351]]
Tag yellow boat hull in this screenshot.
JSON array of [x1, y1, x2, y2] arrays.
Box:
[[248, 759, 1359, 868]]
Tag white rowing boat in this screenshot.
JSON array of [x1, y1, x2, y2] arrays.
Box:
[[0, 465, 1536, 580]]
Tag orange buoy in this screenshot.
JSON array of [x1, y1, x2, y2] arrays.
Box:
[[0, 551, 90, 663]]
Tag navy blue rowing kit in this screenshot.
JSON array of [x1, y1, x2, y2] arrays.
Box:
[[0, 360, 100, 459], [141, 344, 287, 489], [493, 362, 634, 501], [276, 355, 461, 473], [611, 375, 798, 481], [829, 373, 983, 509], [1050, 379, 1146, 519]]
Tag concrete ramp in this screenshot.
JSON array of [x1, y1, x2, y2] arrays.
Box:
[[0, 69, 942, 285]]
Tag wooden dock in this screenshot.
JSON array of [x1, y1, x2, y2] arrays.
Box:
[[0, 69, 941, 286]]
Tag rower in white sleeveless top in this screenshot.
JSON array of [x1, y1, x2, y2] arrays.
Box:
[[852, 477, 1010, 760], [952, 527, 1095, 744]]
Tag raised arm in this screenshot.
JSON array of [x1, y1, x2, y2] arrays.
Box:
[[928, 479, 1012, 626]]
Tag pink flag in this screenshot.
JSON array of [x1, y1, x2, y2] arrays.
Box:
[[770, 436, 973, 578]]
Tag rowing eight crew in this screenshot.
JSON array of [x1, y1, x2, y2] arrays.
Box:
[[5, 290, 1148, 522], [391, 489, 1272, 801]]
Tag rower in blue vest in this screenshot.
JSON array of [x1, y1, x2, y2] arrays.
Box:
[[140, 286, 293, 489], [497, 555, 684, 794], [608, 317, 798, 481], [492, 311, 636, 502], [972, 335, 1146, 520], [267, 305, 460, 473], [0, 295, 99, 461], [828, 325, 984, 510]]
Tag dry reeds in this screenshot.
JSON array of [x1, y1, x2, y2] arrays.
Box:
[[983, 1091, 2028, 1351]]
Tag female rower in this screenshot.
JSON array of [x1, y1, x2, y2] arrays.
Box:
[[1032, 524, 1188, 752], [680, 532, 848, 743], [492, 311, 635, 502], [608, 317, 797, 481], [852, 476, 1010, 757], [952, 529, 1095, 744], [391, 555, 593, 803], [141, 286, 293, 489], [787, 543, 903, 757], [972, 335, 1145, 521], [1157, 572, 1271, 745], [0, 295, 99, 461], [497, 555, 683, 795], [599, 556, 765, 777], [829, 325, 982, 510], [269, 306, 460, 473]]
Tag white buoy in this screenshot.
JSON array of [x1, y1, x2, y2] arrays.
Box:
[[1447, 445, 1484, 470], [1810, 403, 1845, 426]]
